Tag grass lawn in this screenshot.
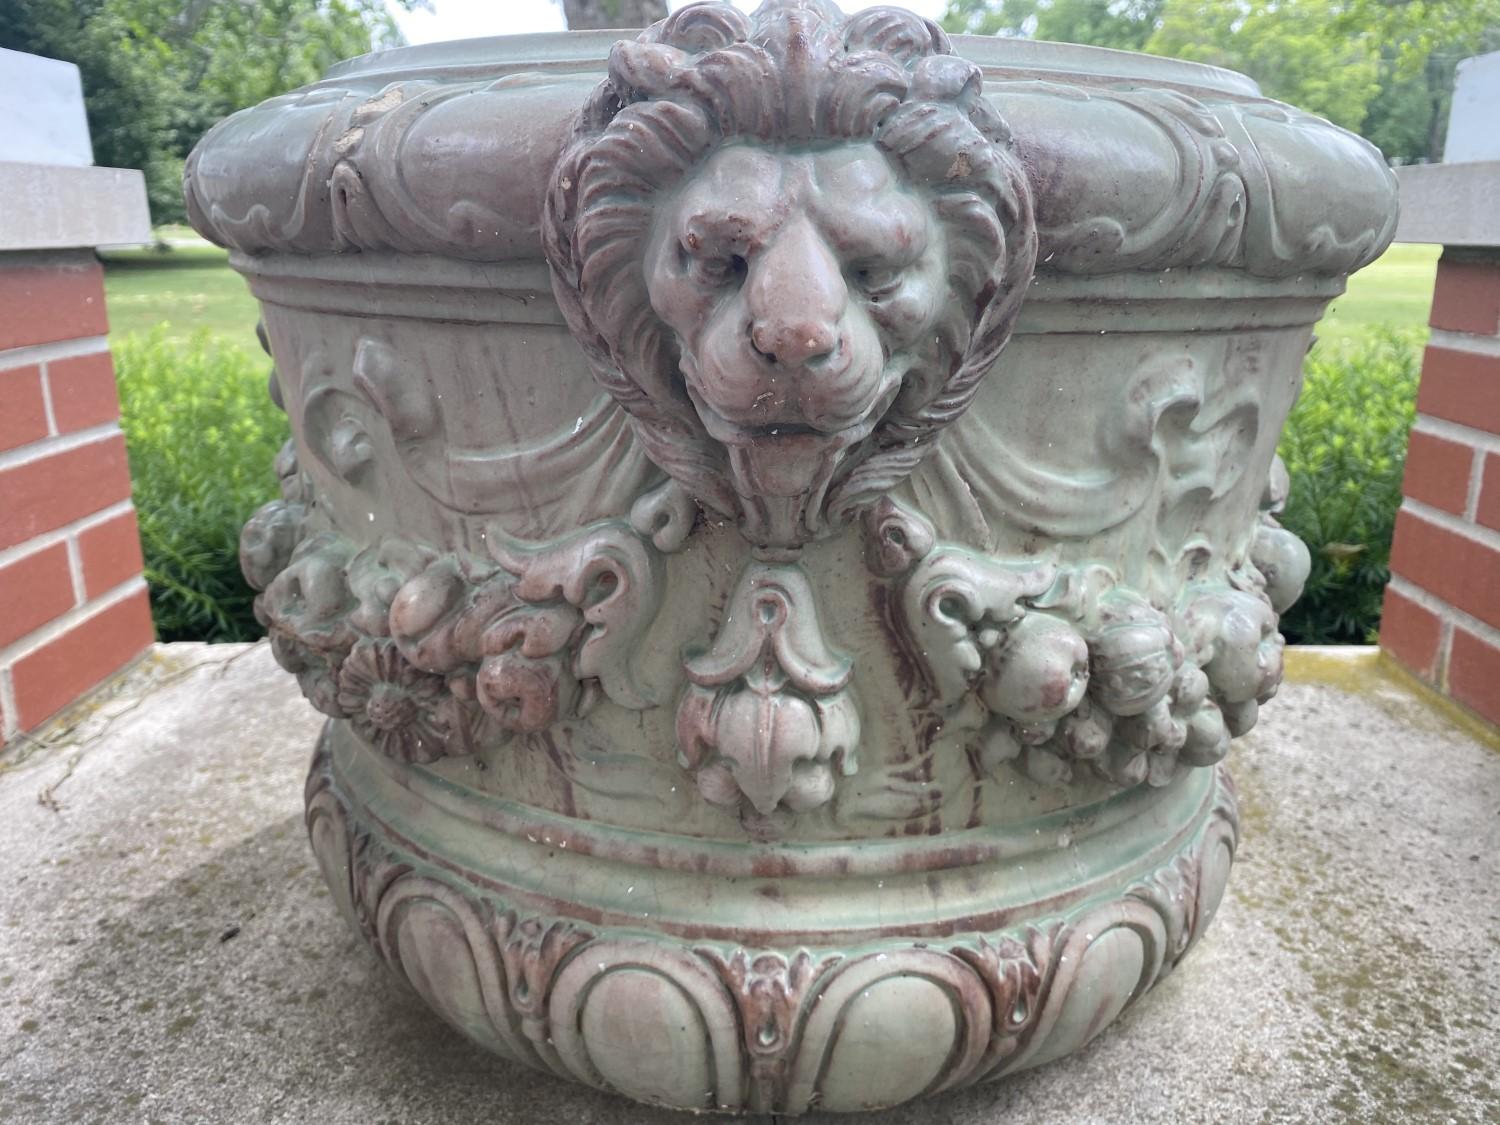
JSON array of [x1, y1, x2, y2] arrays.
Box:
[[1315, 242, 1440, 353], [99, 235, 1441, 353], [101, 242, 260, 349]]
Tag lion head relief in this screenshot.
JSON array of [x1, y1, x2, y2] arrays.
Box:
[[545, 0, 1036, 552]]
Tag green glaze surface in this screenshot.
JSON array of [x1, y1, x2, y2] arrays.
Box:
[[188, 0, 1397, 1112]]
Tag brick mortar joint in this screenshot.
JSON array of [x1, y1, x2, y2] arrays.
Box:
[[0, 422, 122, 473], [37, 363, 59, 436], [1386, 575, 1500, 652], [1411, 415, 1500, 455], [0, 666, 15, 742], [0, 499, 135, 572], [0, 336, 109, 373], [1428, 329, 1500, 359], [1465, 441, 1486, 521], [65, 538, 86, 607], [1399, 496, 1500, 552], [0, 577, 148, 669]]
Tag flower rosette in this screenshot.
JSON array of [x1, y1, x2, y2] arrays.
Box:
[[336, 638, 457, 763]]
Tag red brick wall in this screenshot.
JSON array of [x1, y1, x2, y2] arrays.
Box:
[[0, 251, 153, 744], [1381, 248, 1500, 727]]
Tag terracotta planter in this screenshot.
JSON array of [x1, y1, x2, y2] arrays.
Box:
[[187, 2, 1396, 1113]]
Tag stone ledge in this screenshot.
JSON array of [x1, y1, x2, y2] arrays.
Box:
[[0, 643, 1495, 1123], [0, 161, 150, 252], [1394, 162, 1500, 248]]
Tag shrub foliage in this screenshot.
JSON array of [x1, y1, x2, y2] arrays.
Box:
[[1275, 330, 1421, 644], [116, 330, 287, 642]]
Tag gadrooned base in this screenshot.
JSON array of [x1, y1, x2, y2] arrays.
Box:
[[305, 721, 1238, 1114]]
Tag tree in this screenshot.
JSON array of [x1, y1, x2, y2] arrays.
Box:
[[940, 0, 1500, 158], [1144, 0, 1500, 147], [0, 0, 415, 224], [1145, 0, 1380, 131], [2, 1, 183, 219], [562, 0, 667, 29], [1336, 0, 1500, 76], [1361, 47, 1445, 163], [1338, 2, 1500, 161], [942, 0, 1163, 51], [170, 0, 410, 111]]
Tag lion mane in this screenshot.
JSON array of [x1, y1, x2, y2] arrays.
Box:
[[543, 0, 1037, 536]]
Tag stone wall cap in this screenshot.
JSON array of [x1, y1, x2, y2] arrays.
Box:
[[0, 49, 93, 167], [1446, 50, 1500, 165], [1393, 161, 1500, 248], [0, 161, 152, 252]]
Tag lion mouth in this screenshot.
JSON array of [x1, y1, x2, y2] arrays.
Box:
[[704, 411, 878, 453], [744, 422, 824, 439], [685, 375, 900, 448], [681, 374, 905, 548]]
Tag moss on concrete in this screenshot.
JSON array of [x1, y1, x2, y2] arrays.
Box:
[[1284, 646, 1500, 754]]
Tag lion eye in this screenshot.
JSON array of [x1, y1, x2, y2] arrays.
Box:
[[854, 265, 903, 300], [682, 247, 747, 288]]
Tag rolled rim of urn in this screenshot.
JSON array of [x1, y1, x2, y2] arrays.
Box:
[[191, 0, 1396, 1114]]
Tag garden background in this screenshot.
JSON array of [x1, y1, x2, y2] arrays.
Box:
[[6, 0, 1496, 646]]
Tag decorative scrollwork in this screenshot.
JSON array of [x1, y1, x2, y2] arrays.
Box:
[[1011, 81, 1249, 275], [349, 335, 656, 529], [184, 17, 1397, 279]]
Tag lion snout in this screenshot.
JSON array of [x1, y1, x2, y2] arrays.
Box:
[[689, 315, 887, 437], [750, 315, 839, 369]]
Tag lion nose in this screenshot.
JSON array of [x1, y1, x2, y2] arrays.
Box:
[[745, 216, 846, 369], [751, 318, 838, 367]]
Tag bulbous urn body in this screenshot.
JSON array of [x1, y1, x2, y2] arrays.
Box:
[[189, 1, 1396, 1113]]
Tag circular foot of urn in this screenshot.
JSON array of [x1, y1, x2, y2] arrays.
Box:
[[304, 721, 1237, 1115]]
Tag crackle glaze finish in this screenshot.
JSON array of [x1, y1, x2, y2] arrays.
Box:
[[187, 1, 1397, 1113]]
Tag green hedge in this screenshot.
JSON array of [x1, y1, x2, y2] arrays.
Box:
[[116, 330, 286, 642], [1275, 330, 1422, 645], [114, 328, 1419, 646]]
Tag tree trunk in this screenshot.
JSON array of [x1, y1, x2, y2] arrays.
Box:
[[1425, 53, 1449, 164], [562, 0, 668, 30]]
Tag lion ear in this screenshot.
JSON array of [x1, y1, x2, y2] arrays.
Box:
[[911, 55, 1012, 145], [609, 41, 687, 101], [842, 7, 950, 65], [655, 2, 751, 53], [911, 55, 984, 111]]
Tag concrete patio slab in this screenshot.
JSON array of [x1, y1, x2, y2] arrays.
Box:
[[1, 643, 1496, 1124]]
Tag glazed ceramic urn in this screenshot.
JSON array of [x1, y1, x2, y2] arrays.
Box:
[[186, 1, 1397, 1113]]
